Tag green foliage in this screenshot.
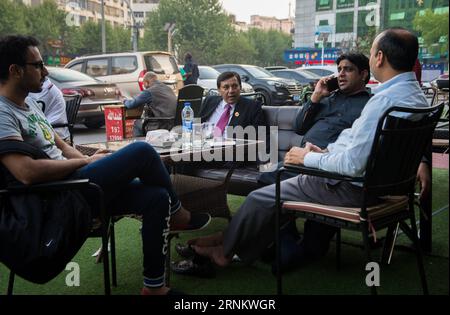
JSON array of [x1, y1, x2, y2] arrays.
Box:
[[1, 0, 293, 67], [26, 0, 67, 57], [142, 0, 233, 64], [246, 29, 292, 66], [414, 9, 449, 55], [355, 27, 377, 56], [215, 33, 257, 64], [0, 0, 28, 36]]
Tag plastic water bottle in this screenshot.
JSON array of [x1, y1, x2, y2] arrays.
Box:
[[181, 102, 194, 149]]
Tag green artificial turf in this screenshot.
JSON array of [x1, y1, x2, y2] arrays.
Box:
[[1, 170, 448, 295]]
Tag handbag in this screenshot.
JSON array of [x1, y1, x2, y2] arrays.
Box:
[[0, 140, 92, 284]]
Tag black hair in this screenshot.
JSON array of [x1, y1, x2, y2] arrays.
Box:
[[184, 52, 192, 62], [376, 28, 419, 72], [0, 35, 40, 82], [336, 52, 370, 84], [216, 71, 242, 89]]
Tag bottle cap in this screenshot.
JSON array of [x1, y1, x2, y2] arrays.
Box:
[[184, 102, 191, 107]]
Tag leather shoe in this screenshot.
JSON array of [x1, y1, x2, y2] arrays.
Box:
[[171, 258, 216, 278]]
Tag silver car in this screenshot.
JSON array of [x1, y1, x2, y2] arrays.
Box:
[[47, 67, 122, 128]]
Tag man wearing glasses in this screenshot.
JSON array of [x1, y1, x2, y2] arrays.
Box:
[[0, 35, 209, 295]]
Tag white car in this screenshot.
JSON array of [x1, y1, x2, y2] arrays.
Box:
[[297, 65, 337, 77], [198, 66, 254, 96]]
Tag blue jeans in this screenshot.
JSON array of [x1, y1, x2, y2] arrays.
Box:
[[74, 141, 180, 288]]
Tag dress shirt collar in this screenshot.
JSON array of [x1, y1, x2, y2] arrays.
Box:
[[219, 99, 236, 111], [371, 72, 417, 95]]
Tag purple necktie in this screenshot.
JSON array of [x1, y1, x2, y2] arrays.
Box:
[[215, 104, 232, 137]]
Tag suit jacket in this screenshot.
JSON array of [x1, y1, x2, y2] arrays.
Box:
[[200, 95, 265, 131]]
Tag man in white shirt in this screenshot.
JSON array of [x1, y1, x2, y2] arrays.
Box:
[[28, 77, 70, 141], [188, 28, 431, 269]]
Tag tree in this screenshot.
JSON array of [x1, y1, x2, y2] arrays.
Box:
[[215, 33, 257, 64], [245, 28, 292, 66], [414, 9, 449, 56], [26, 0, 67, 58], [355, 27, 377, 56], [142, 0, 233, 64], [0, 0, 28, 36]]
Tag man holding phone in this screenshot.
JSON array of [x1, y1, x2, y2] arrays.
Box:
[[256, 53, 371, 271]]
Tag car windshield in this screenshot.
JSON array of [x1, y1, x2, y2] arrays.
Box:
[[296, 69, 321, 79], [243, 66, 275, 78], [47, 67, 98, 82], [199, 67, 220, 79]]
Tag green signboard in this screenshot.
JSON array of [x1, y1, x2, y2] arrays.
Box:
[[316, 0, 332, 11]]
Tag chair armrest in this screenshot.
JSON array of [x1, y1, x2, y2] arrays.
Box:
[[0, 179, 90, 195], [51, 123, 70, 128], [281, 163, 363, 183]]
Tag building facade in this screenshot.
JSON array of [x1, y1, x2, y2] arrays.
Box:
[[250, 15, 294, 34], [22, 0, 133, 27], [294, 0, 449, 49], [130, 0, 159, 37]]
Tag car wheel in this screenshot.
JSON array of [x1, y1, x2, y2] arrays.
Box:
[[256, 90, 271, 106], [84, 117, 105, 129]]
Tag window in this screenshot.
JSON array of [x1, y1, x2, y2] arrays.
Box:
[[86, 59, 108, 77], [68, 62, 83, 72], [112, 56, 137, 75], [319, 19, 329, 26], [316, 0, 332, 11], [144, 54, 179, 75], [335, 12, 354, 33], [359, 0, 374, 6]]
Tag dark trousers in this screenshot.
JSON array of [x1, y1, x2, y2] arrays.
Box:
[[74, 141, 180, 287], [255, 162, 339, 261]]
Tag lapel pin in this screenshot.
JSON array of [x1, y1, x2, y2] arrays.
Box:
[[234, 112, 240, 117]]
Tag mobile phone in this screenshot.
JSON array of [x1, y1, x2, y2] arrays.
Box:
[[326, 76, 339, 92]]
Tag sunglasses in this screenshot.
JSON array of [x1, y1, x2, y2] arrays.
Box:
[[24, 61, 45, 70]]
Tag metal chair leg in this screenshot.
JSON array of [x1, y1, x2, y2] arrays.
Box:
[[101, 224, 111, 295], [335, 229, 341, 271], [110, 223, 117, 287], [361, 221, 377, 295], [407, 197, 429, 295], [381, 223, 399, 265], [7, 271, 15, 295]]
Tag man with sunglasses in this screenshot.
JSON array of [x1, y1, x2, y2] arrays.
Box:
[[0, 35, 210, 295]]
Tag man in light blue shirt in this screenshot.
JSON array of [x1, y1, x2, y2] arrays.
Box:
[[186, 28, 431, 269]]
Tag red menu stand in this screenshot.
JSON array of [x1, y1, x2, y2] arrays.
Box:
[[104, 105, 135, 141]]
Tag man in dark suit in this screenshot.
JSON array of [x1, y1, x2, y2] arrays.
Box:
[[199, 71, 265, 138]]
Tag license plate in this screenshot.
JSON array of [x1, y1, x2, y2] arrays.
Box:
[[293, 95, 300, 101]]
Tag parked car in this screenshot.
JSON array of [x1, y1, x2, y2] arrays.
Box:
[[213, 64, 302, 105], [298, 65, 338, 77], [65, 51, 183, 98], [46, 67, 122, 128], [198, 66, 254, 95], [264, 66, 288, 71], [269, 69, 321, 85]]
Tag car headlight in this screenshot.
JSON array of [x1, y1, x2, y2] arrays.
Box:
[[242, 86, 255, 93]]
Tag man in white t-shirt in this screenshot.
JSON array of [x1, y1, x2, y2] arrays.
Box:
[[27, 77, 70, 141]]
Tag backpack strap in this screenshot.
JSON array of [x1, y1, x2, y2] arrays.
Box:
[[0, 139, 49, 159]]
